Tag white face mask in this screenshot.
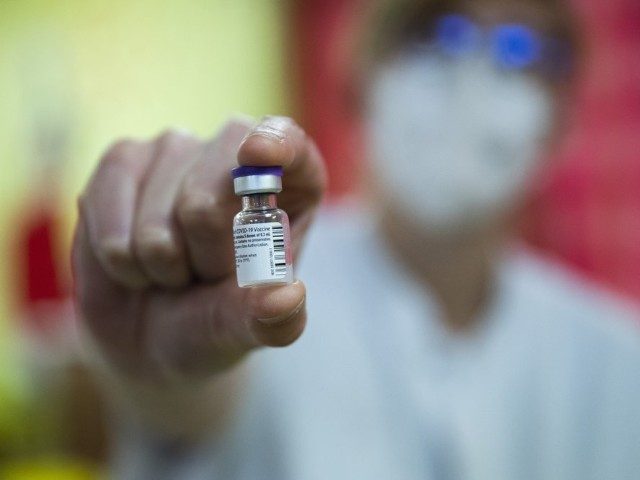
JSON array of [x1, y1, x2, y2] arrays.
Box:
[[365, 50, 554, 234]]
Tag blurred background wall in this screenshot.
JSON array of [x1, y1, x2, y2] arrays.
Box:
[[292, 0, 640, 300]]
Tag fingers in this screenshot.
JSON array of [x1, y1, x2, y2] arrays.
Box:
[[80, 115, 326, 290], [75, 118, 315, 384], [176, 118, 254, 281], [134, 130, 201, 287], [72, 215, 148, 371], [237, 116, 327, 220], [76, 200, 308, 380], [80, 139, 155, 288], [145, 280, 307, 378]]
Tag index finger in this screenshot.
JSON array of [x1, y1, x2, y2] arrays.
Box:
[[237, 116, 327, 219]]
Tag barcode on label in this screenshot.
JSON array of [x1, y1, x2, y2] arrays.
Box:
[[272, 225, 287, 278]]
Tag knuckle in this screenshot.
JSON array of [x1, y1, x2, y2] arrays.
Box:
[[85, 138, 146, 203], [135, 228, 182, 267], [97, 237, 135, 272], [155, 128, 198, 156], [177, 193, 228, 239], [96, 138, 150, 178], [101, 138, 141, 167]]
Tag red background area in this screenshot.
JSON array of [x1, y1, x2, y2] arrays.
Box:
[[291, 0, 640, 301]]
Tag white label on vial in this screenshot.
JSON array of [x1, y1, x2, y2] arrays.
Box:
[[233, 222, 286, 284]]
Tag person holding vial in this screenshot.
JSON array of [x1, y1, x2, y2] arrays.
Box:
[[72, 0, 640, 478]]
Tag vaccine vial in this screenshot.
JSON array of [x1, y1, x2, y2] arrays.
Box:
[[232, 166, 293, 287]]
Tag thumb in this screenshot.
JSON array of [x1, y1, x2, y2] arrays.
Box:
[[143, 280, 307, 379]]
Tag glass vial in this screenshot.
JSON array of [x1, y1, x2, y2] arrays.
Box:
[[231, 166, 293, 287]]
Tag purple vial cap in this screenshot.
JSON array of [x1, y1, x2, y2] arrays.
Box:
[[231, 166, 283, 178]]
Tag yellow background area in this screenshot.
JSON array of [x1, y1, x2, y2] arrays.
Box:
[[0, 0, 287, 321], [0, 0, 287, 448]]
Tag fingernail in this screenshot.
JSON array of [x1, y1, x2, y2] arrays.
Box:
[[243, 126, 286, 144], [257, 296, 305, 326], [243, 116, 291, 144]]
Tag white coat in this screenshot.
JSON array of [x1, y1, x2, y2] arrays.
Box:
[[112, 205, 640, 480]]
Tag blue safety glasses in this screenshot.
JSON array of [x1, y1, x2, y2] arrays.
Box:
[[416, 13, 572, 77]]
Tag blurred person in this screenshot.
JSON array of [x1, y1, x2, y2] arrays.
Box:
[[72, 0, 640, 479]]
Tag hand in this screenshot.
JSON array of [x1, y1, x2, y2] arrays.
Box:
[[72, 116, 326, 383]]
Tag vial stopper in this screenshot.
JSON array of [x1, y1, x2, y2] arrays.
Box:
[[231, 166, 283, 195]]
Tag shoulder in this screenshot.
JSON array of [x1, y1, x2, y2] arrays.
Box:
[[503, 246, 640, 365]]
